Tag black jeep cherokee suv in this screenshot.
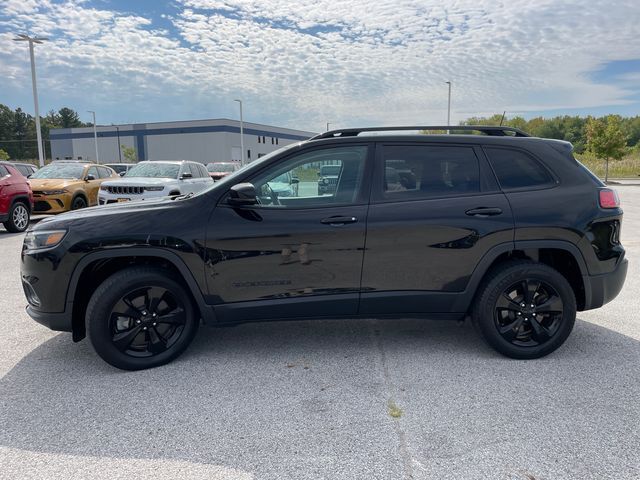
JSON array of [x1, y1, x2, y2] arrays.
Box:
[[21, 126, 627, 370]]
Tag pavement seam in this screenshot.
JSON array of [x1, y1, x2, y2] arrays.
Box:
[[371, 320, 414, 479]]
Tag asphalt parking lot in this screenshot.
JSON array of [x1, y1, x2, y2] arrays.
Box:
[[1, 188, 639, 480]]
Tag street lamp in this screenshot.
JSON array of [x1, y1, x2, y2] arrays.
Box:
[[13, 34, 48, 167], [445, 81, 452, 134], [326, 122, 331, 132], [88, 111, 99, 163], [234, 99, 245, 166]]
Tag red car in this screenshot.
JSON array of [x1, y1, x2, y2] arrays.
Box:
[[206, 162, 240, 180], [0, 161, 34, 232]]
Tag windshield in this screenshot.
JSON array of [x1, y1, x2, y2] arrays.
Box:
[[31, 164, 85, 179], [207, 163, 236, 172], [125, 163, 180, 178], [189, 143, 302, 199], [321, 165, 341, 176]]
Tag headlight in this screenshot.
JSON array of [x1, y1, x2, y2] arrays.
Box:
[[41, 189, 68, 195], [23, 230, 67, 251], [322, 178, 329, 185], [144, 186, 165, 191], [100, 185, 109, 191]]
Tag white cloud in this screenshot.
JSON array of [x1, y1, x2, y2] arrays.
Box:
[[0, 0, 639, 130]]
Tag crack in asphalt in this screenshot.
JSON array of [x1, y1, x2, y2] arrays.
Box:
[[371, 320, 414, 479]]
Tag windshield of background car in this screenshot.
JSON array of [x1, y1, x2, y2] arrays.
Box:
[[271, 172, 290, 183], [321, 165, 341, 176], [208, 163, 236, 172], [125, 163, 180, 178], [30, 164, 85, 179]]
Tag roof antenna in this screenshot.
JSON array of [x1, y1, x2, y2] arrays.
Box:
[[499, 111, 506, 126]]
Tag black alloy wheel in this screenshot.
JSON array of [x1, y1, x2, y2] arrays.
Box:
[[72, 196, 87, 210], [86, 267, 199, 370], [494, 278, 564, 347], [473, 261, 576, 359], [109, 286, 187, 357]]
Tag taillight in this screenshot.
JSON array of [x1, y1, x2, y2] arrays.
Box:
[[599, 188, 620, 209]]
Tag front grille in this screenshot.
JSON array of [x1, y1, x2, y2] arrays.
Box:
[[106, 186, 144, 195], [33, 201, 51, 212]]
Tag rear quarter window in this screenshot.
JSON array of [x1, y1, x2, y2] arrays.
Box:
[[484, 147, 554, 190]]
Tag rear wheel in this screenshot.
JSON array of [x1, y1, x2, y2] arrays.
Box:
[[86, 267, 199, 370], [3, 201, 30, 233], [473, 261, 576, 359], [71, 196, 87, 210]]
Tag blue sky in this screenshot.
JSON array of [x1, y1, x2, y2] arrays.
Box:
[[1, 0, 639, 132]]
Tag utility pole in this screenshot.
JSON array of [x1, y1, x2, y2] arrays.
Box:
[[234, 99, 245, 166], [14, 34, 48, 167], [445, 81, 452, 134], [88, 111, 99, 163]]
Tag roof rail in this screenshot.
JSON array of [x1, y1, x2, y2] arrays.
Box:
[[310, 125, 530, 140]]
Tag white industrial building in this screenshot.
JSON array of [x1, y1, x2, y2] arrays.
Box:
[[49, 118, 316, 164]]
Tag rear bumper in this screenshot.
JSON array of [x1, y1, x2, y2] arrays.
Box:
[[583, 258, 628, 310], [26, 305, 72, 332]]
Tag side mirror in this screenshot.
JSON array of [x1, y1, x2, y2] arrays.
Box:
[[85, 174, 96, 181], [227, 183, 258, 207], [119, 171, 126, 176], [180, 172, 193, 179], [291, 177, 299, 184]]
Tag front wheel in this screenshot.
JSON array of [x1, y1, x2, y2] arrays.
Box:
[[3, 201, 30, 233], [86, 266, 199, 370], [71, 196, 87, 210], [473, 261, 576, 359]]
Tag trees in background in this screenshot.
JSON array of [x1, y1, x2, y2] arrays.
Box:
[[0, 104, 89, 161], [120, 145, 137, 163], [585, 116, 627, 182]]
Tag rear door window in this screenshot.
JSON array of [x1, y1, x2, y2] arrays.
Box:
[[379, 145, 480, 200], [484, 147, 554, 190]]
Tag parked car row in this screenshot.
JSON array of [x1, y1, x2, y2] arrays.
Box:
[[1, 159, 240, 233]]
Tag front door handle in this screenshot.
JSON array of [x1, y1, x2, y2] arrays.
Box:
[[321, 216, 358, 226], [465, 207, 503, 217]]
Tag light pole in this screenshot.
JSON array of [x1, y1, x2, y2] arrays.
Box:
[[445, 81, 452, 134], [114, 125, 122, 162], [326, 122, 331, 132], [88, 111, 99, 163], [234, 99, 245, 166], [13, 34, 48, 167]]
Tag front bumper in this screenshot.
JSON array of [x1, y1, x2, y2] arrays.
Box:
[[32, 194, 71, 213], [26, 305, 72, 332], [583, 258, 628, 310], [98, 191, 167, 205]]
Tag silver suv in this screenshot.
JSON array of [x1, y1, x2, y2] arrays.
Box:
[[98, 160, 212, 204]]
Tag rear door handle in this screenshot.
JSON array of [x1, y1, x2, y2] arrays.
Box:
[[465, 207, 503, 217], [321, 216, 358, 226]]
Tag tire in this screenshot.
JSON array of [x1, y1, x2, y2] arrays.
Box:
[[86, 266, 199, 370], [71, 196, 87, 210], [3, 201, 30, 233], [473, 260, 576, 359]]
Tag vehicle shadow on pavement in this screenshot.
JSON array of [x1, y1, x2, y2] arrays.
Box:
[[1, 318, 638, 479]]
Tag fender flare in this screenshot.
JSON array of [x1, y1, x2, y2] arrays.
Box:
[[451, 240, 589, 312], [10, 195, 32, 212], [66, 247, 215, 325]]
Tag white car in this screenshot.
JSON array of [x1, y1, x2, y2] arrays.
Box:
[[98, 160, 212, 205]]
